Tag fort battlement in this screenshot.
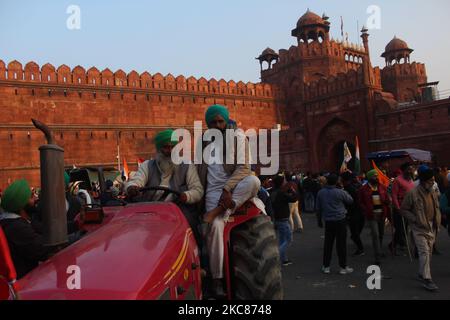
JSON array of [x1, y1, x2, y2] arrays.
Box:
[[303, 67, 365, 101], [0, 60, 280, 100], [380, 62, 427, 79], [261, 39, 366, 80]]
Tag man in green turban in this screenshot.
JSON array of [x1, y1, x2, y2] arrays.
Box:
[[197, 105, 266, 297], [125, 129, 204, 247], [0, 180, 49, 278], [205, 104, 230, 130]]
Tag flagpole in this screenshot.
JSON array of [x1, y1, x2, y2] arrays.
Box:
[[117, 131, 121, 172]]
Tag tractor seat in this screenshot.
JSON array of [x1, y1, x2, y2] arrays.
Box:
[[234, 201, 258, 216]]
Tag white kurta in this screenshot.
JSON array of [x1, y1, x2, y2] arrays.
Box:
[[205, 164, 230, 212]]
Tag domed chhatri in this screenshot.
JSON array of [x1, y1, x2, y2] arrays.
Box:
[[297, 9, 326, 28], [292, 9, 330, 43], [383, 36, 413, 54], [256, 48, 279, 71], [382, 36, 414, 65], [261, 47, 278, 57]]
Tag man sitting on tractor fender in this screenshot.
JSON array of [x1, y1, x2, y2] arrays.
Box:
[[197, 105, 266, 297], [125, 129, 204, 247]]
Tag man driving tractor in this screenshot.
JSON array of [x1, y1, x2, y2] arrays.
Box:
[[125, 129, 204, 246]]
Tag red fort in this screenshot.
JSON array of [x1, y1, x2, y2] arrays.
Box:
[[1, 10, 449, 188]]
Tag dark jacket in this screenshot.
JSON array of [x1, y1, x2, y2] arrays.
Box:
[[358, 183, 391, 220], [440, 191, 450, 217], [66, 193, 82, 234], [317, 186, 353, 222], [271, 187, 298, 221], [344, 182, 363, 219], [0, 215, 50, 279]]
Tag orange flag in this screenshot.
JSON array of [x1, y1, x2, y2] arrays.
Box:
[[123, 158, 130, 181], [371, 161, 390, 188]]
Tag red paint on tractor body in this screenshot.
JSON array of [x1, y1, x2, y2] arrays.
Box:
[[17, 202, 202, 300]]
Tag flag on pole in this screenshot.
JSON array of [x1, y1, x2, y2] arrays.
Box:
[[354, 136, 361, 175], [340, 161, 348, 174], [371, 161, 390, 188], [122, 158, 130, 181], [341, 16, 344, 38], [340, 142, 353, 173], [343, 142, 352, 163]]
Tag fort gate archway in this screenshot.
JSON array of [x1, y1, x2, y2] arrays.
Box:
[[316, 118, 356, 172]]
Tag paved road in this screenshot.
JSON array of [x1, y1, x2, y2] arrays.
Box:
[[281, 213, 450, 300]]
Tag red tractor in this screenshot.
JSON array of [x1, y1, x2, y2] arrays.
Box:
[[0, 121, 283, 300]]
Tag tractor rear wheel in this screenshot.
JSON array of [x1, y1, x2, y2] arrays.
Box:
[[230, 215, 283, 300]]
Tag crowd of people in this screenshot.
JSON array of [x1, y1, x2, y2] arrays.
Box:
[[265, 164, 449, 292], [0, 103, 449, 297]]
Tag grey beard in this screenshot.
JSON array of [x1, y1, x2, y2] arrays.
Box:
[[156, 152, 175, 176]]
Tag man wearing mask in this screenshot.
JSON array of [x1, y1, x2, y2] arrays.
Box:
[[401, 165, 441, 291], [126, 129, 204, 247], [0, 180, 50, 279], [358, 170, 391, 266]]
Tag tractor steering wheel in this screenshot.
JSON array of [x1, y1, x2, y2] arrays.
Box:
[[130, 186, 181, 203]]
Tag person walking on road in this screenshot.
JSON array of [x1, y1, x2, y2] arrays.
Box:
[[317, 174, 354, 275], [401, 165, 441, 292]]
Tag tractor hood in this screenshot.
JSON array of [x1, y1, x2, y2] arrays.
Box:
[[18, 203, 196, 300]]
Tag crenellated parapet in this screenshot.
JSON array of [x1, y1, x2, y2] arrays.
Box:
[[303, 68, 365, 101], [261, 38, 367, 80], [381, 62, 427, 79], [0, 60, 277, 99]]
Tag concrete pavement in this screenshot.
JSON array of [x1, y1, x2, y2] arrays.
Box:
[[282, 213, 450, 300]]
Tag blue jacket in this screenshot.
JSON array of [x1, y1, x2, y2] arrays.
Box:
[[317, 186, 354, 222]]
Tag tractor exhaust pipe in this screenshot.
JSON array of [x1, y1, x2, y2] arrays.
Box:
[[32, 119, 68, 247]]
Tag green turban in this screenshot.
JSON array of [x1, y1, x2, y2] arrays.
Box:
[[366, 170, 378, 181], [154, 129, 178, 151], [64, 171, 70, 188], [1, 179, 32, 213], [205, 105, 229, 127]]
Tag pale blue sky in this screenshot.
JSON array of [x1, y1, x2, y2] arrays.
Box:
[[1, 0, 449, 92]]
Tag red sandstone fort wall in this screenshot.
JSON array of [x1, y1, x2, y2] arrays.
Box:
[[0, 60, 281, 189], [372, 99, 450, 166]]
